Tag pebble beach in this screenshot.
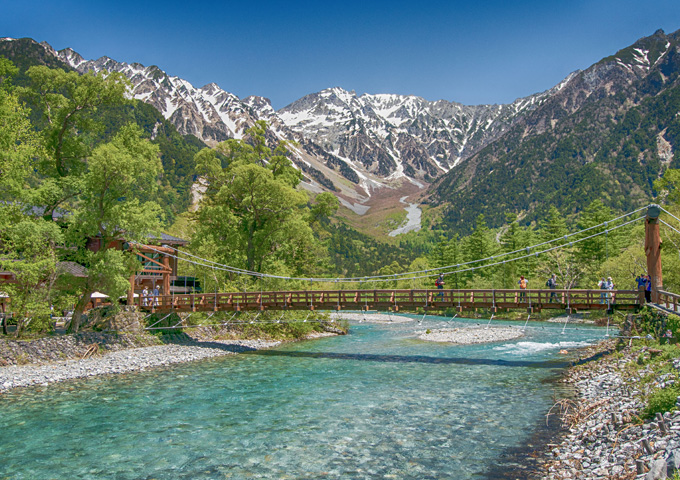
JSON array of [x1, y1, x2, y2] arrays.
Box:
[[538, 342, 680, 479], [0, 338, 281, 393], [418, 326, 525, 344]]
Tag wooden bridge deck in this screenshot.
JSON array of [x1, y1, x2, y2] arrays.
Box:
[[137, 288, 643, 313]]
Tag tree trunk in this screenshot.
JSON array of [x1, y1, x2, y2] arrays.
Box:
[[68, 290, 93, 334], [0, 302, 6, 335]]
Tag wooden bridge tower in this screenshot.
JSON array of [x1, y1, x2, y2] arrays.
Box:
[[645, 205, 663, 302]]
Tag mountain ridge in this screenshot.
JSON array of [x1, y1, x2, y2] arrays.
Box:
[[3, 29, 677, 237], [9, 37, 566, 209], [429, 28, 680, 232]]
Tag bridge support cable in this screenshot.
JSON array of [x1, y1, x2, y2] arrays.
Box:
[[145, 312, 174, 330], [134, 206, 648, 287], [522, 314, 531, 331], [485, 314, 495, 329], [171, 312, 192, 329], [561, 314, 570, 335], [153, 215, 639, 287]]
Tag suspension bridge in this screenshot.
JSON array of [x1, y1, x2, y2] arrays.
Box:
[[133, 288, 643, 314], [1, 204, 678, 327], [123, 204, 672, 317]]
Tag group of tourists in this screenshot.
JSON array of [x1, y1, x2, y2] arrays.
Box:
[[636, 274, 653, 303], [598, 276, 615, 304], [141, 285, 160, 306], [432, 272, 656, 305]]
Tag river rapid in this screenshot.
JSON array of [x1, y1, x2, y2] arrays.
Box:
[[0, 315, 608, 479]]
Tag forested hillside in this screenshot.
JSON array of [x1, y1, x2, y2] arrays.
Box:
[[430, 29, 680, 233], [0, 38, 206, 221]]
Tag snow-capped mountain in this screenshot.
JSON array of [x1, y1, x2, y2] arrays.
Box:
[[19, 38, 569, 210], [48, 45, 257, 144], [278, 87, 560, 180]]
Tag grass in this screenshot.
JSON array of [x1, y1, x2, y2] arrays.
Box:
[[145, 310, 348, 341], [621, 339, 680, 419]]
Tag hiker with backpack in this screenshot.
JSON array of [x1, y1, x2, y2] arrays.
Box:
[[546, 274, 557, 302], [435, 274, 445, 299], [518, 275, 528, 302]]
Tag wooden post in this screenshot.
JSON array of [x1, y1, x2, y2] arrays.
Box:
[[128, 274, 135, 306], [162, 255, 171, 300], [645, 205, 663, 303]]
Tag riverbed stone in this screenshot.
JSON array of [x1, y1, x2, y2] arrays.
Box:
[[647, 459, 668, 479], [667, 450, 680, 476]]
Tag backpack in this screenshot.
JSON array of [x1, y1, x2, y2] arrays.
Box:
[[519, 278, 527, 289]]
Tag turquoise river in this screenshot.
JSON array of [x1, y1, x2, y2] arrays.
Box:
[[0, 315, 608, 479]]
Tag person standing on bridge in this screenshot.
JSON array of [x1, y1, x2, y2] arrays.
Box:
[[606, 276, 615, 305], [599, 277, 607, 304], [644, 275, 652, 303], [518, 275, 528, 302], [435, 274, 445, 299], [152, 284, 160, 307], [546, 274, 557, 302]]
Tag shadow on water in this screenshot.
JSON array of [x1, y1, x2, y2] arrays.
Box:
[[481, 347, 615, 480], [153, 332, 260, 354], [244, 349, 572, 369]]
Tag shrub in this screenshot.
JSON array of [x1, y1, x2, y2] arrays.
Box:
[[642, 385, 680, 419]]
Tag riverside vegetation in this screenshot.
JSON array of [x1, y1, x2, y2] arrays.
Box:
[[535, 308, 680, 480], [4, 53, 680, 339]]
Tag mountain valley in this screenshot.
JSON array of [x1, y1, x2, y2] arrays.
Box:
[[2, 28, 679, 237]]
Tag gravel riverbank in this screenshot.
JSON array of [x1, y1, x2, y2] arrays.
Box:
[[0, 337, 281, 393], [419, 326, 525, 344], [537, 341, 680, 479]]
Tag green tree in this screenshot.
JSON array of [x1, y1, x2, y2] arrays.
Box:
[[537, 206, 582, 289], [0, 58, 40, 201], [376, 261, 403, 289], [22, 66, 129, 217], [655, 168, 680, 205], [193, 122, 326, 286], [0, 210, 62, 336], [67, 124, 163, 332], [464, 214, 498, 285], [497, 214, 524, 288], [540, 206, 569, 242], [575, 199, 623, 286]]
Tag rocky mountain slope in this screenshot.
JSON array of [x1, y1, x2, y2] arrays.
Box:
[[7, 38, 566, 214], [3, 29, 676, 234], [430, 28, 680, 233]]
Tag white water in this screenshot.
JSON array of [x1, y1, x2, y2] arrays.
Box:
[[494, 340, 593, 356]]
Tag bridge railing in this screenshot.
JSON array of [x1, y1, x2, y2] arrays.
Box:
[[658, 290, 680, 313], [134, 288, 642, 312]]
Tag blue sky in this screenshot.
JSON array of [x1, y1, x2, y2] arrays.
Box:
[[3, 0, 680, 110]]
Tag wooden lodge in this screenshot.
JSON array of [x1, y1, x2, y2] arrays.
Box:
[[0, 232, 189, 310]]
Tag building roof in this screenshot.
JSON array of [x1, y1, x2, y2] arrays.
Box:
[[56, 261, 88, 278], [149, 233, 189, 245]]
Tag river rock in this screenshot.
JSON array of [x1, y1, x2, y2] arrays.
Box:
[[647, 459, 668, 479], [667, 449, 680, 476]]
